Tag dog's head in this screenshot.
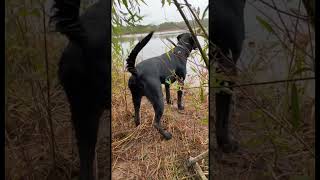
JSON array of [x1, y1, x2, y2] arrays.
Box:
[[177, 33, 197, 50]]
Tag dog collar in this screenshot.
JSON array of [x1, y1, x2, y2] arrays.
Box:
[[177, 44, 191, 54], [174, 48, 189, 63]]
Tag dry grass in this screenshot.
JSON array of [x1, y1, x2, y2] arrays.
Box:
[[5, 77, 111, 179], [5, 50, 314, 180], [210, 85, 315, 180], [111, 74, 209, 179], [5, 60, 314, 180], [5, 31, 112, 179], [6, 63, 314, 180]]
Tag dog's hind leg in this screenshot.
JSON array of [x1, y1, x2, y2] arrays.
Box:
[[145, 80, 172, 140], [215, 49, 239, 153], [152, 98, 172, 140], [165, 83, 172, 104], [129, 76, 143, 126], [177, 81, 184, 110], [70, 102, 103, 180], [215, 89, 238, 153], [132, 93, 142, 126]]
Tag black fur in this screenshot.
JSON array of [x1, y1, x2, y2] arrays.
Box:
[[210, 0, 246, 153], [127, 31, 154, 76], [126, 32, 197, 140], [50, 0, 110, 179]]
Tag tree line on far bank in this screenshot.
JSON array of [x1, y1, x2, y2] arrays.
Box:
[[118, 18, 208, 34]]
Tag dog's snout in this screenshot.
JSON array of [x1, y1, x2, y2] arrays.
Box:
[[189, 36, 198, 50]]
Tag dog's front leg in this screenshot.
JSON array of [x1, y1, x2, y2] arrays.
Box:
[[177, 80, 184, 110], [165, 83, 173, 104]]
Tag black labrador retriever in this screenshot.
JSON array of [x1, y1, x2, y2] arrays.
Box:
[[50, 0, 110, 179], [210, 0, 246, 153], [126, 32, 197, 140]]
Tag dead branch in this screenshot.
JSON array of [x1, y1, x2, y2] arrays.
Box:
[[187, 150, 208, 167], [193, 162, 207, 180]]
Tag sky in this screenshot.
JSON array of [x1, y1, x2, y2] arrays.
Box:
[[135, 0, 208, 25]]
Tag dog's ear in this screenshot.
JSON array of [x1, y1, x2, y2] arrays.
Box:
[[177, 34, 183, 42]]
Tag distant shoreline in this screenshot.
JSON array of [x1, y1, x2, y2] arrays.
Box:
[[121, 27, 186, 35], [120, 26, 208, 36], [120, 29, 187, 38], [117, 18, 208, 35]]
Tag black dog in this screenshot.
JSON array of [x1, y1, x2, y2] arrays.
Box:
[[210, 0, 246, 153], [50, 0, 110, 179], [126, 32, 197, 140]]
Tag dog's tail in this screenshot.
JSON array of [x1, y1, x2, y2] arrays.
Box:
[[49, 0, 88, 47], [126, 31, 154, 76]]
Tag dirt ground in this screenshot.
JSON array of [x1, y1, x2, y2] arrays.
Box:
[[111, 84, 315, 180], [112, 88, 209, 179]]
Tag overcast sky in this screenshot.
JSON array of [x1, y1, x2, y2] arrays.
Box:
[[136, 0, 208, 25]]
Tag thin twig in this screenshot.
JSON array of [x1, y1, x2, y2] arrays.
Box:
[[187, 150, 208, 167], [239, 86, 315, 157], [187, 76, 314, 90], [183, 0, 208, 38], [193, 162, 207, 180], [173, 0, 209, 67], [248, 1, 314, 60], [166, 38, 177, 47], [42, 3, 56, 167], [287, 0, 302, 81], [258, 0, 309, 20]]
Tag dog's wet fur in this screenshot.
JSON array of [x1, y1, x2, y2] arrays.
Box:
[[126, 32, 197, 140]]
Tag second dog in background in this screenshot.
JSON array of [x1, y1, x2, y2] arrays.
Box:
[[126, 31, 197, 140]]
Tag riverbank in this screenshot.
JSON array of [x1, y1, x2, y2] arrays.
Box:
[[117, 18, 208, 35]]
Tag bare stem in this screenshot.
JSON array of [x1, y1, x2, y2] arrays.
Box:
[[173, 0, 209, 67], [42, 3, 56, 167]]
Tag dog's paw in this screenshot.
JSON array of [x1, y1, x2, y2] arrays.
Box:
[[163, 132, 172, 140], [134, 120, 140, 127], [178, 105, 184, 110]]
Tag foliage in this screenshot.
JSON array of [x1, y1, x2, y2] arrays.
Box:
[[4, 0, 315, 179]]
